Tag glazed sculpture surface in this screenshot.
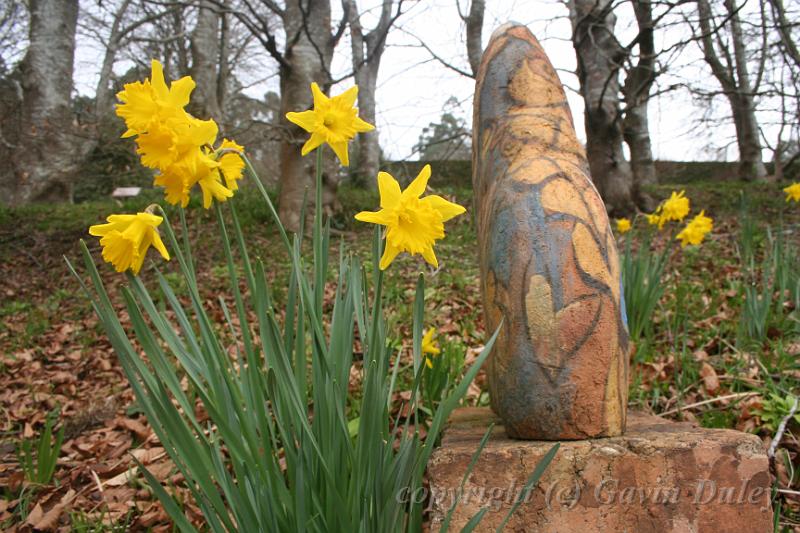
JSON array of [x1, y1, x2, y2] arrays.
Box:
[[473, 24, 629, 440]]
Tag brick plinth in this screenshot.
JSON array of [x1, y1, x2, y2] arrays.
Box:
[[426, 408, 773, 532]]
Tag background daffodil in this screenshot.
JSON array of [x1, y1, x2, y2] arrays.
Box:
[[89, 212, 170, 274], [784, 182, 800, 203], [676, 210, 713, 247], [355, 164, 465, 270], [286, 82, 374, 166], [616, 218, 631, 234], [421, 328, 441, 368], [659, 190, 690, 225]]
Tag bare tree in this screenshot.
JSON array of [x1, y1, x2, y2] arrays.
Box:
[[0, 1, 29, 74], [622, 0, 657, 211], [190, 0, 224, 122], [214, 0, 342, 231], [0, 0, 81, 205], [342, 0, 403, 185], [459, 0, 484, 77], [568, 0, 634, 216], [694, 0, 767, 181]]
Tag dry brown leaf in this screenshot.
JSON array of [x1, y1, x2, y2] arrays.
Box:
[[700, 362, 720, 394], [130, 447, 165, 465], [116, 417, 150, 441], [25, 489, 75, 531]]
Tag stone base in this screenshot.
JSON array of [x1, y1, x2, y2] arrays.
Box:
[[427, 408, 773, 532]]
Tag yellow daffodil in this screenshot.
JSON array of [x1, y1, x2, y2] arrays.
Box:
[[784, 182, 800, 203], [421, 328, 441, 369], [354, 165, 465, 270], [676, 210, 713, 247], [657, 190, 690, 228], [646, 212, 661, 227], [89, 212, 170, 274], [216, 139, 246, 191], [286, 82, 374, 166], [615, 218, 631, 234], [116, 60, 195, 137]]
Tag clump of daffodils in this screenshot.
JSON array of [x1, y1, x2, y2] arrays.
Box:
[[116, 60, 246, 209], [90, 60, 249, 275], [626, 190, 714, 248]]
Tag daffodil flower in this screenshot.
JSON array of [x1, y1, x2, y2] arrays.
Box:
[[355, 165, 465, 270], [657, 190, 690, 228], [421, 328, 441, 369], [615, 218, 631, 234], [676, 210, 713, 247], [89, 212, 170, 274], [116, 60, 195, 137], [286, 82, 374, 166], [784, 182, 800, 203]]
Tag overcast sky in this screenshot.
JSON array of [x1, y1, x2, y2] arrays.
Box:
[[73, 0, 775, 163]]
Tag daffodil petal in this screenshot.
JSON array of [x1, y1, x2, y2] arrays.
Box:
[[150, 59, 168, 99], [301, 132, 326, 156], [352, 116, 374, 132], [354, 209, 393, 225], [421, 195, 466, 222], [286, 110, 319, 132], [167, 76, 195, 108], [310, 82, 329, 109], [404, 164, 431, 199], [379, 243, 401, 270], [151, 231, 170, 260], [339, 86, 358, 109], [421, 245, 439, 269], [377, 172, 401, 209], [329, 140, 349, 166]]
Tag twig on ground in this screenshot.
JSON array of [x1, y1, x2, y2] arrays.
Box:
[[768, 396, 799, 475], [659, 391, 759, 417]]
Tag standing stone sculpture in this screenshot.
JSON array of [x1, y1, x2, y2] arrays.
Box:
[[473, 23, 629, 440]]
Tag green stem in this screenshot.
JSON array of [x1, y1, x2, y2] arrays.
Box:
[[214, 202, 254, 357], [179, 207, 196, 285], [314, 148, 324, 313], [241, 153, 292, 252]]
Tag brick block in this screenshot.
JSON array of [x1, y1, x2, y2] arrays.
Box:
[[427, 408, 773, 532]]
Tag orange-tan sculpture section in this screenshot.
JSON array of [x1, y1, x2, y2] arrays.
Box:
[[473, 24, 629, 440]]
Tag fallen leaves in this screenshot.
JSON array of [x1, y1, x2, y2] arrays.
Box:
[[699, 362, 720, 394]]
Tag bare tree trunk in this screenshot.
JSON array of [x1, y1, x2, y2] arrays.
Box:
[[569, 0, 635, 216], [172, 9, 190, 75], [190, 0, 223, 123], [696, 0, 766, 181], [4, 0, 80, 205], [769, 0, 800, 69], [622, 0, 657, 211], [354, 63, 380, 183], [278, 0, 333, 232], [217, 1, 230, 113], [95, 0, 132, 120], [343, 0, 397, 187], [623, 104, 656, 210], [463, 0, 484, 76]]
